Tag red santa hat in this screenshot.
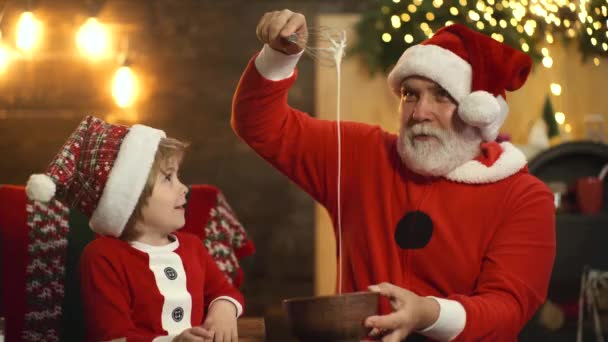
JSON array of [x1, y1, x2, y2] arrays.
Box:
[[26, 115, 166, 237], [387, 24, 532, 141]]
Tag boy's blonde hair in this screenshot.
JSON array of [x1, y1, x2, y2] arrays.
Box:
[[120, 137, 189, 241]]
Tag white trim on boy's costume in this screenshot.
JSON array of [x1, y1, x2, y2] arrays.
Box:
[[209, 296, 244, 318], [131, 238, 193, 336], [90, 124, 166, 237], [130, 238, 243, 334]]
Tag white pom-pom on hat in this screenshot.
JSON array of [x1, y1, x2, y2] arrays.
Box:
[[458, 90, 501, 127], [26, 174, 56, 202]]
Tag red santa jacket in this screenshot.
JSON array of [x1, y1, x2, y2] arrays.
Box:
[[80, 231, 244, 342], [231, 53, 555, 341]]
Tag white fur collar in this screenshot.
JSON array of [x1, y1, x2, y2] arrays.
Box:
[[445, 142, 527, 184]]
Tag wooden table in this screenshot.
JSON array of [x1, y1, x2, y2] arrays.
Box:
[[238, 317, 266, 341]]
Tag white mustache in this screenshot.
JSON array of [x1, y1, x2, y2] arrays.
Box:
[[408, 125, 446, 141]]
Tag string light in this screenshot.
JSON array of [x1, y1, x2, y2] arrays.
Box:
[[112, 65, 138, 108], [469, 10, 481, 21], [0, 45, 10, 72], [550, 83, 562, 96], [16, 12, 42, 52], [76, 18, 111, 59], [391, 15, 402, 28], [555, 112, 566, 125], [354, 0, 608, 74], [541, 47, 549, 56], [491, 33, 505, 42], [567, 28, 576, 37]]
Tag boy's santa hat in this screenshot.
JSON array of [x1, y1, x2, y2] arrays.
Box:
[[26, 115, 166, 237], [387, 24, 532, 141], [20, 116, 164, 340]]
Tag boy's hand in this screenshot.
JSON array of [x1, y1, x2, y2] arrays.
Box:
[[172, 326, 214, 342], [202, 300, 238, 342]]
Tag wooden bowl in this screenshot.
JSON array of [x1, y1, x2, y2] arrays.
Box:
[[282, 291, 379, 342]]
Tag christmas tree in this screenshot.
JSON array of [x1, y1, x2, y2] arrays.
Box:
[[542, 94, 559, 138], [351, 0, 608, 75]]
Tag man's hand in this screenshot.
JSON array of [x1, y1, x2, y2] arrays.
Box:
[[256, 9, 307, 55], [172, 327, 214, 342], [365, 283, 440, 342], [201, 300, 238, 342]]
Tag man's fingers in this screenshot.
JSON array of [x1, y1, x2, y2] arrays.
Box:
[[280, 12, 307, 40], [390, 297, 403, 310], [369, 327, 382, 337], [264, 11, 283, 47], [369, 327, 391, 338], [369, 282, 406, 301], [255, 12, 270, 43], [365, 311, 405, 331], [268, 10, 293, 43], [382, 329, 409, 342]]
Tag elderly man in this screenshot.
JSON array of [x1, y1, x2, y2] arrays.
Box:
[[232, 9, 555, 342]]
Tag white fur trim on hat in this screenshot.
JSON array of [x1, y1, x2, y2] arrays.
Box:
[[445, 142, 526, 184], [25, 174, 57, 202], [89, 124, 166, 237], [387, 44, 472, 101]]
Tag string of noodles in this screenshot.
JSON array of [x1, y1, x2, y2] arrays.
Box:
[[289, 27, 347, 294]]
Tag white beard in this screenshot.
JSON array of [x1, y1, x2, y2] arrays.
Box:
[[397, 122, 482, 177]]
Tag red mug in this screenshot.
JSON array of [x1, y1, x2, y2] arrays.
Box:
[[576, 177, 603, 215]]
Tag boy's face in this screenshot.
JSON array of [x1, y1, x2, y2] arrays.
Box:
[[139, 158, 188, 235]]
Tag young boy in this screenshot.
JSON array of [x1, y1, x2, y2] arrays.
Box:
[[26, 116, 243, 342]]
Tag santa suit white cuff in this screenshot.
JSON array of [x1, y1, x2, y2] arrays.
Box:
[[209, 296, 243, 318], [418, 297, 466, 341], [152, 335, 175, 342], [254, 44, 304, 81]]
